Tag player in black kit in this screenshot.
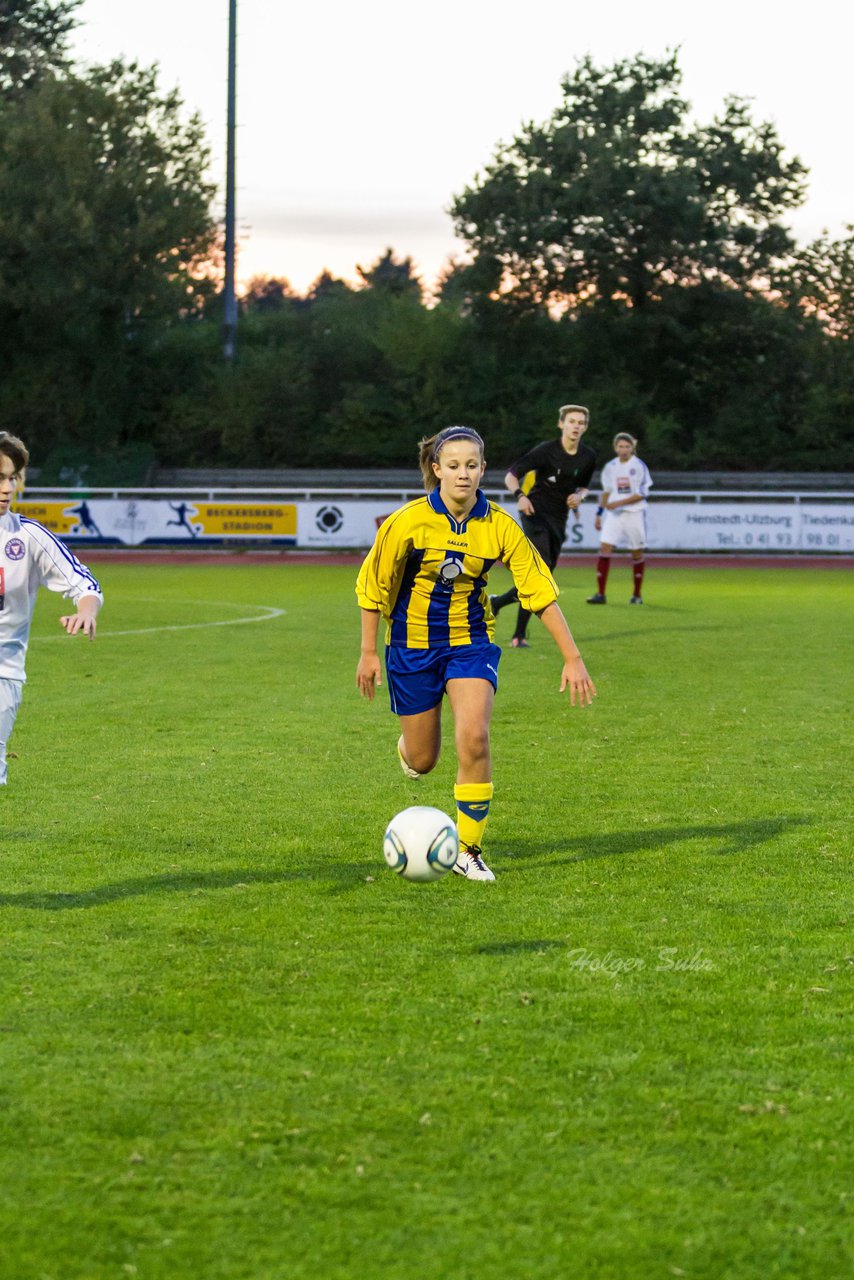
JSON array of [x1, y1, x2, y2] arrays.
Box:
[[490, 404, 596, 647]]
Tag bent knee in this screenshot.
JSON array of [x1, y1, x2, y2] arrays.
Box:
[[410, 745, 441, 774]]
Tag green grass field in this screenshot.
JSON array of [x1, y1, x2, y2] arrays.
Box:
[[1, 558, 851, 1280]]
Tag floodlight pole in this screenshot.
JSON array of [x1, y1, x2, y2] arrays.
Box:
[[223, 0, 238, 361]]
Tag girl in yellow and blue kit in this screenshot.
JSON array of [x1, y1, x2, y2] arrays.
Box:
[[356, 425, 596, 881]]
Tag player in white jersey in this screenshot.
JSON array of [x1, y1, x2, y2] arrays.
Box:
[[586, 433, 653, 605], [0, 432, 103, 785]]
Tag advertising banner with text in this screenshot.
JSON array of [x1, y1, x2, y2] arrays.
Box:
[[13, 497, 854, 553], [16, 499, 298, 546]]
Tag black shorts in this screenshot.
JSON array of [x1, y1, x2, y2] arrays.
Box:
[[520, 514, 564, 570]]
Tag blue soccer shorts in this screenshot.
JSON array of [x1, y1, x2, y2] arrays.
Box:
[[385, 642, 501, 716]]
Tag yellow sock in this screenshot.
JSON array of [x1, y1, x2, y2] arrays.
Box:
[[454, 782, 494, 850]]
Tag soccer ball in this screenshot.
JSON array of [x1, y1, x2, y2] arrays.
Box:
[[383, 806, 459, 882]]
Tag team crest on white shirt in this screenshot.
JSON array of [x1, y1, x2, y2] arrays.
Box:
[[4, 538, 25, 560]]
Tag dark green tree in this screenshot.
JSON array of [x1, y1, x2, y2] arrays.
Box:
[[772, 227, 854, 465], [451, 51, 807, 311], [0, 0, 80, 97], [0, 59, 217, 460], [778, 225, 854, 340], [357, 247, 422, 299], [241, 276, 295, 314], [306, 270, 353, 304]]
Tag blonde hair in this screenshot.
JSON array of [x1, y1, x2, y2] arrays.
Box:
[[559, 404, 589, 425], [613, 432, 637, 451], [417, 426, 485, 491]]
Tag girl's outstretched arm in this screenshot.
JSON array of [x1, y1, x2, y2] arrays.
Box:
[[537, 602, 597, 706], [356, 609, 383, 700]]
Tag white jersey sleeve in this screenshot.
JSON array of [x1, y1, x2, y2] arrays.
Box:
[[0, 515, 103, 681], [599, 459, 616, 496], [20, 517, 104, 603]]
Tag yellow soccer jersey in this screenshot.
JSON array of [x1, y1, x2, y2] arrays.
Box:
[[356, 488, 559, 648]]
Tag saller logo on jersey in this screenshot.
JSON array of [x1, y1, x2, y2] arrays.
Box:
[[4, 538, 25, 560]]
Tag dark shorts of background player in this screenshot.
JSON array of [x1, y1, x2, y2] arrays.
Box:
[[521, 513, 564, 571], [385, 642, 501, 716]]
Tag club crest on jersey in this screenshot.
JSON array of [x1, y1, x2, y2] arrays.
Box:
[[437, 555, 464, 584], [4, 538, 25, 561]]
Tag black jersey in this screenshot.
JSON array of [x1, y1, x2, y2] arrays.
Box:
[[509, 438, 597, 534]]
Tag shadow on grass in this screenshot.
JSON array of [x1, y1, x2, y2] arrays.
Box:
[[500, 816, 812, 868], [477, 939, 567, 955], [581, 621, 729, 641], [501, 622, 728, 652], [0, 863, 371, 911]]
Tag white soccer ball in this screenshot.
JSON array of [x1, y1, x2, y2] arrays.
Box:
[[383, 806, 459, 883]]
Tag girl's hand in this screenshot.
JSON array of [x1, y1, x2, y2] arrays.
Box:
[[559, 656, 597, 706], [59, 612, 97, 641], [356, 653, 382, 700]]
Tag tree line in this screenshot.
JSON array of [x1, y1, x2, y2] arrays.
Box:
[[0, 4, 851, 482]]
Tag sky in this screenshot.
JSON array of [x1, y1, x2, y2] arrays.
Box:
[[71, 0, 852, 295]]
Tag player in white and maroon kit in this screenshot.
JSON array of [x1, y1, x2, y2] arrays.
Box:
[[0, 432, 103, 785], [587, 433, 653, 605]]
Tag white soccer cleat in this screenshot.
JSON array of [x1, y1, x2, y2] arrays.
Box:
[[453, 844, 495, 881], [397, 736, 422, 780]]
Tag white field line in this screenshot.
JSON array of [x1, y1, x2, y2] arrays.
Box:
[[33, 599, 286, 640]]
